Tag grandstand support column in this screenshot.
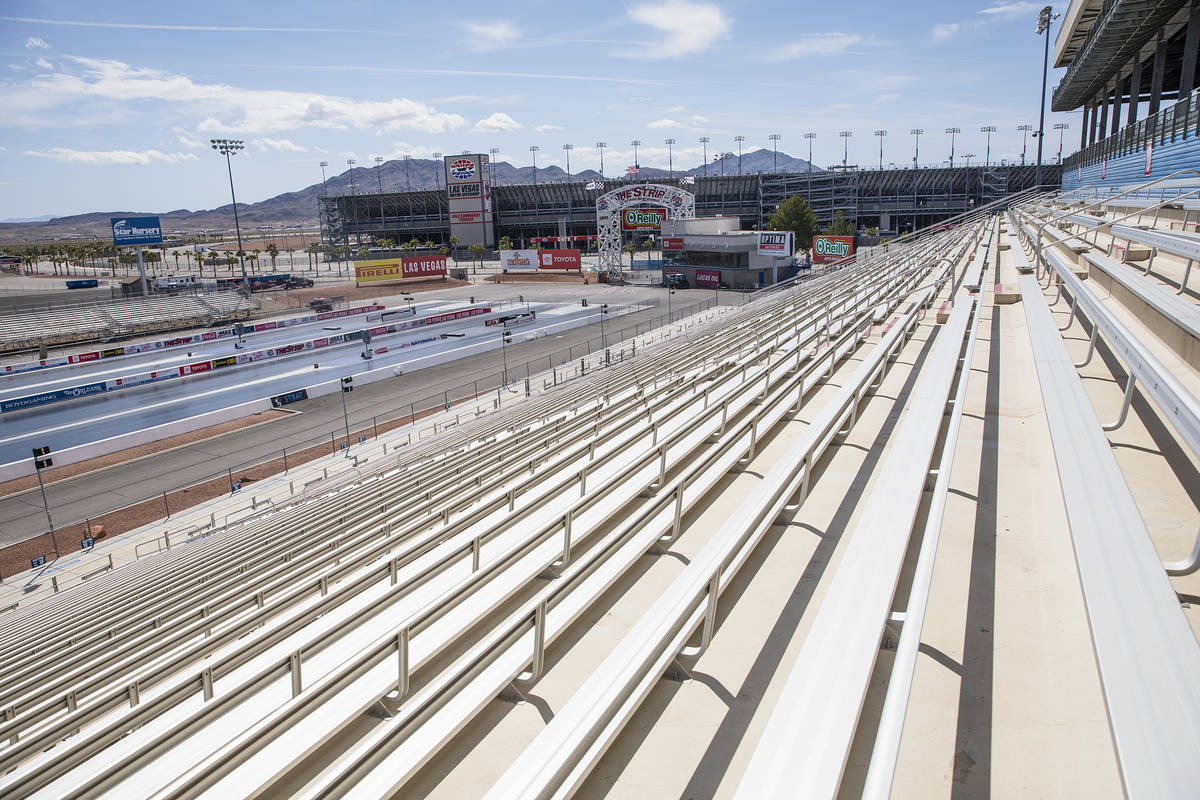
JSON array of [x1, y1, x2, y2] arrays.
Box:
[[1128, 55, 1142, 126], [1179, 3, 1200, 99], [1110, 78, 1122, 137], [1149, 31, 1166, 118], [1098, 88, 1110, 141]]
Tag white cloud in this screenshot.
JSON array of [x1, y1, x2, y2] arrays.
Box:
[[691, 114, 709, 123], [23, 147, 198, 165], [465, 19, 519, 51], [930, 23, 960, 41], [256, 137, 306, 152], [4, 56, 466, 134], [771, 32, 863, 60], [24, 37, 49, 49], [979, 2, 1040, 19], [173, 128, 203, 148], [474, 111, 521, 132], [647, 118, 682, 129], [626, 1, 730, 57], [534, 123, 564, 132], [377, 142, 442, 160], [34, 57, 53, 70], [339, 151, 358, 161], [666, 105, 685, 112]]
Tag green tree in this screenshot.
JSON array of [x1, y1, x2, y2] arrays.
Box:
[[424, 239, 435, 251], [767, 196, 819, 253], [265, 242, 279, 269], [357, 245, 370, 261], [375, 238, 395, 252], [622, 241, 636, 267], [468, 242, 485, 273], [823, 209, 855, 237], [498, 235, 513, 251], [448, 234, 459, 262]]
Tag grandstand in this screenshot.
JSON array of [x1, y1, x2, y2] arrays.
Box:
[[0, 291, 258, 353]]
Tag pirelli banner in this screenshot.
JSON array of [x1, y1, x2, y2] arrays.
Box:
[[355, 255, 447, 284]]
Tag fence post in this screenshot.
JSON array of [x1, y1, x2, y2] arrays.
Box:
[[372, 416, 379, 439], [162, 491, 169, 518], [283, 448, 288, 473]]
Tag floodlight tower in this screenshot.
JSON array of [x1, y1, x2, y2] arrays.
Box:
[[562, 143, 573, 178], [1017, 124, 1033, 164], [945, 127, 960, 167], [210, 138, 247, 285], [839, 130, 852, 167], [980, 125, 997, 166], [373, 156, 384, 193], [768, 133, 781, 172], [630, 139, 641, 172], [804, 132, 816, 171], [874, 129, 887, 170], [346, 158, 357, 194], [910, 128, 923, 167], [488, 147, 500, 184], [319, 160, 329, 195], [1053, 122, 1070, 163], [529, 145, 540, 184], [432, 152, 443, 189], [734, 135, 745, 174], [963, 152, 976, 168], [402, 154, 413, 192], [595, 142, 607, 177], [664, 138, 676, 178], [699, 137, 710, 176], [1035, 5, 1060, 186]]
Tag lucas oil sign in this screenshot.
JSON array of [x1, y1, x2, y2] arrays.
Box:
[[621, 207, 668, 231], [812, 235, 854, 264]]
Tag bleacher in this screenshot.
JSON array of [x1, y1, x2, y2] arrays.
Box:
[[0, 291, 257, 353]]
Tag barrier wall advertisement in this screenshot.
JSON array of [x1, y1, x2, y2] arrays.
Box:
[[539, 249, 582, 270], [811, 235, 855, 263], [694, 268, 721, 288], [355, 255, 447, 283], [500, 249, 538, 271]]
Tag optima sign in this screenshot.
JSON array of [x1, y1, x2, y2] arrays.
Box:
[[111, 216, 163, 246], [621, 207, 667, 231], [756, 231, 793, 256], [812, 235, 854, 263]]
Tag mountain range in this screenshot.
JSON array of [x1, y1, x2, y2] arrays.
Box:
[[0, 148, 817, 243]]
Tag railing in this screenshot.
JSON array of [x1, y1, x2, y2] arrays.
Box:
[[1064, 88, 1200, 171]]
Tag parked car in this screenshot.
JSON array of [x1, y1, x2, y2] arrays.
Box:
[[309, 297, 333, 312], [661, 273, 690, 289], [286, 276, 314, 288]]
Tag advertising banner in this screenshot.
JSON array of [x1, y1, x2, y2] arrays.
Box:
[[271, 388, 309, 408], [111, 215, 163, 246], [447, 182, 482, 199], [621, 206, 668, 231], [662, 237, 684, 251], [539, 249, 582, 270], [355, 256, 447, 283], [695, 268, 721, 288], [812, 235, 855, 263], [500, 249, 538, 271], [450, 210, 483, 224], [445, 153, 494, 248], [757, 231, 794, 256]]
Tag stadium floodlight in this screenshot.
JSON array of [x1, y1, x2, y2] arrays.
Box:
[[562, 143, 573, 178], [874, 130, 887, 170], [596, 142, 607, 177], [211, 138, 248, 285], [529, 145, 540, 184], [629, 139, 642, 174], [963, 152, 976, 168], [1017, 124, 1033, 164], [980, 125, 997, 166], [945, 127, 960, 167], [373, 156, 384, 193], [804, 132, 816, 172], [839, 130, 853, 167], [402, 154, 413, 193], [432, 152, 443, 189], [319, 160, 329, 196], [734, 135, 745, 174], [1053, 122, 1070, 163], [1035, 5, 1060, 186], [768, 133, 781, 173], [699, 137, 710, 176], [909, 129, 924, 167], [345, 158, 357, 196], [488, 147, 500, 184], [664, 138, 676, 178]]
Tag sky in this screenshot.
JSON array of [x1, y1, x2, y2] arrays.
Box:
[[0, 0, 1082, 220]]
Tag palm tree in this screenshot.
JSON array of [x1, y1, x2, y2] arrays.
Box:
[[448, 234, 459, 264], [286, 248, 295, 271], [622, 241, 636, 267], [499, 235, 513, 251], [424, 239, 435, 252], [173, 251, 181, 271], [468, 242, 485, 274], [265, 242, 279, 270]]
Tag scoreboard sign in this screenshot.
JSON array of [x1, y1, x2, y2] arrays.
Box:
[[621, 206, 668, 231]]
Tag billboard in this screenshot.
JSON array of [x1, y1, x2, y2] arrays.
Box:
[[111, 216, 163, 246], [539, 249, 582, 271], [812, 235, 854, 263], [662, 237, 684, 250], [355, 255, 447, 283], [621, 206, 668, 231], [757, 231, 793, 256], [500, 249, 538, 271], [694, 268, 721, 288], [445, 153, 494, 248]]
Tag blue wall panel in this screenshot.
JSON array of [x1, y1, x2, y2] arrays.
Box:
[[1062, 136, 1200, 191]]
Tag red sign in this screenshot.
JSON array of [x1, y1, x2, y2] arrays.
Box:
[[695, 268, 720, 288], [662, 237, 684, 251], [179, 361, 211, 376], [621, 206, 668, 231], [539, 249, 582, 270], [812, 235, 855, 264], [450, 210, 483, 224], [356, 256, 447, 283], [402, 255, 446, 278]]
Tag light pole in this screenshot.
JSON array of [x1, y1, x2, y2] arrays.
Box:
[[945, 127, 960, 167], [839, 130, 852, 167], [600, 303, 609, 348], [910, 128, 923, 167], [562, 143, 573, 178], [529, 145, 539, 183], [1017, 124, 1033, 164], [402, 155, 413, 192], [963, 152, 976, 168], [1035, 5, 1059, 187], [500, 330, 511, 385], [346, 159, 357, 194], [734, 135, 745, 174], [432, 152, 443, 189], [699, 137, 709, 176], [1054, 122, 1070, 163], [210, 138, 248, 285], [630, 139, 641, 173], [374, 156, 384, 193], [488, 147, 500, 185], [596, 142, 607, 177], [319, 160, 329, 195], [874, 129, 887, 170], [980, 126, 997, 166], [804, 132, 816, 171], [664, 138, 676, 178], [768, 133, 781, 172]]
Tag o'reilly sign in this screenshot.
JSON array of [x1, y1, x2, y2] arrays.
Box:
[[812, 235, 854, 264], [111, 216, 163, 246]]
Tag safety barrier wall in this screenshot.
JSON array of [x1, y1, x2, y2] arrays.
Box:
[[1061, 136, 1200, 193]]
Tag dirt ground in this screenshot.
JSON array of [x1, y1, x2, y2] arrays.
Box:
[[259, 277, 470, 311], [487, 273, 587, 284]]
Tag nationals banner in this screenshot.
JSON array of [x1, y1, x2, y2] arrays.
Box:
[[356, 255, 447, 283], [538, 249, 582, 270], [811, 235, 854, 264]]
